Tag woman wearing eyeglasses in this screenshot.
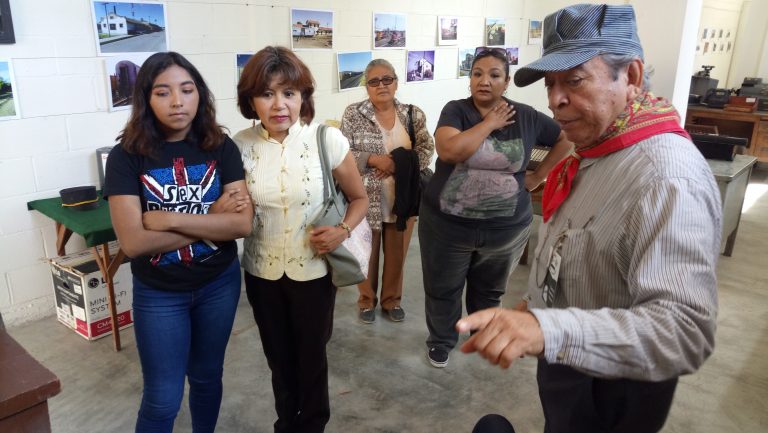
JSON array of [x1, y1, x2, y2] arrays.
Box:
[[420, 47, 572, 368], [340, 59, 435, 324]]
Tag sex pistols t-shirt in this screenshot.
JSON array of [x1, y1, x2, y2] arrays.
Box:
[[103, 137, 244, 291]]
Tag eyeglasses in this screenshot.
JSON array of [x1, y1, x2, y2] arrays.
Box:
[[475, 46, 508, 57], [366, 76, 396, 87]]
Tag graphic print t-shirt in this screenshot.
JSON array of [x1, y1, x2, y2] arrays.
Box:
[[103, 137, 244, 291], [425, 97, 560, 228]]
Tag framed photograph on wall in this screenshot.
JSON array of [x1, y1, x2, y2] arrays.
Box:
[[105, 53, 151, 112], [337, 51, 373, 91], [374, 12, 406, 49], [485, 18, 505, 46], [236, 53, 253, 82], [291, 8, 334, 50], [0, 59, 20, 120], [505, 46, 519, 67], [458, 47, 475, 78], [0, 0, 16, 44], [438, 16, 458, 46], [406, 50, 435, 83], [528, 20, 542, 44], [91, 1, 168, 56]]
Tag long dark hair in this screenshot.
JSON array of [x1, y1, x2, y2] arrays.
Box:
[[117, 51, 224, 156], [237, 46, 316, 123]]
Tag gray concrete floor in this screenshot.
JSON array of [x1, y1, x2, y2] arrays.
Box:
[[7, 165, 768, 433]]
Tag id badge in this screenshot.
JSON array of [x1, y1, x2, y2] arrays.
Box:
[[541, 242, 562, 307]]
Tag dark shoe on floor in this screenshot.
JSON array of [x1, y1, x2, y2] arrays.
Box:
[[383, 306, 406, 322], [427, 347, 449, 368], [358, 308, 375, 324]]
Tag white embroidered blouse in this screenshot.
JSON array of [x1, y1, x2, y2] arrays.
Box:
[[233, 121, 350, 281]]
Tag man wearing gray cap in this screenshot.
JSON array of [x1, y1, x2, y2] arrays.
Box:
[[457, 4, 722, 433]]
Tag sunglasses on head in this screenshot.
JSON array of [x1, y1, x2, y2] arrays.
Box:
[[366, 76, 396, 87], [475, 46, 507, 56]]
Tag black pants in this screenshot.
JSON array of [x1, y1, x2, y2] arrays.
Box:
[[537, 360, 678, 433], [245, 272, 337, 433]]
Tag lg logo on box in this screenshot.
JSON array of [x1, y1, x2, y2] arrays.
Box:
[[88, 278, 100, 289]]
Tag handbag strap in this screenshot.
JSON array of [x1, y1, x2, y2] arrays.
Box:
[[316, 124, 332, 201]]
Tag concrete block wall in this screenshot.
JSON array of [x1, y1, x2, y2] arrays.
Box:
[[0, 0, 704, 326], [0, 0, 543, 326]]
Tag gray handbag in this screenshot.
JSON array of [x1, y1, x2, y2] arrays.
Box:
[[312, 124, 370, 287]]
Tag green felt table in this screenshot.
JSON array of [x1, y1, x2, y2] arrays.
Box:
[[27, 193, 125, 351], [26, 193, 115, 248]]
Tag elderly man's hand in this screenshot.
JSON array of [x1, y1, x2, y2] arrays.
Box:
[[456, 308, 545, 369]]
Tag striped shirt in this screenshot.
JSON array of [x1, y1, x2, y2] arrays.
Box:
[[527, 133, 723, 381]]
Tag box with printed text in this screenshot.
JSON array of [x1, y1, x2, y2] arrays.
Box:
[[50, 242, 133, 340]]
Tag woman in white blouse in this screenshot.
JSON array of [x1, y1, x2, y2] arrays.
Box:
[[233, 46, 367, 433]]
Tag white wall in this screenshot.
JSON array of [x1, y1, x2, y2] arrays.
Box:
[[691, 0, 743, 88], [728, 0, 768, 88], [0, 0, 700, 326]]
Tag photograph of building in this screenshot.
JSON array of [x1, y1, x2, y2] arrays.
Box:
[[406, 50, 435, 82], [458, 48, 475, 77], [291, 8, 333, 50], [91, 1, 167, 54]]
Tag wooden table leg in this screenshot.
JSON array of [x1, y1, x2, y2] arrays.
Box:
[[91, 244, 125, 352], [55, 223, 72, 256]]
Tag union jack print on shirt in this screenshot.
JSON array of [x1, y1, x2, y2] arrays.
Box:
[[141, 157, 219, 266]]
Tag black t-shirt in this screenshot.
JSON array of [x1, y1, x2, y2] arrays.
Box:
[[425, 97, 561, 229], [103, 136, 244, 291]]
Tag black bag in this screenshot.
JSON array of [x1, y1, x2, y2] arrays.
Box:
[[407, 104, 433, 190]]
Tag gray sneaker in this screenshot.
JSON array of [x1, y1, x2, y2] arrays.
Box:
[[358, 308, 375, 324], [384, 306, 406, 322]]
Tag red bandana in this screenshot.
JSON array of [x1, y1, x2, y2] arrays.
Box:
[[542, 92, 690, 223]]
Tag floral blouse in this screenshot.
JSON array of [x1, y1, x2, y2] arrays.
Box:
[[233, 121, 349, 281], [340, 98, 434, 230]]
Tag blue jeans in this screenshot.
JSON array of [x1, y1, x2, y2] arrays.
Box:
[[419, 203, 530, 352], [133, 259, 241, 433]]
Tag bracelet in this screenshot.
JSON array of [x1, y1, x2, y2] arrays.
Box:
[[337, 222, 352, 238]]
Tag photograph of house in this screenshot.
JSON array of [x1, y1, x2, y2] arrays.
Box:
[[374, 13, 406, 49], [485, 18, 505, 46], [291, 8, 333, 50], [91, 1, 167, 55], [406, 50, 435, 83], [0, 59, 19, 120], [337, 51, 373, 91]]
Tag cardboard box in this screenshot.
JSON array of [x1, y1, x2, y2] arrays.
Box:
[[50, 242, 133, 341]]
